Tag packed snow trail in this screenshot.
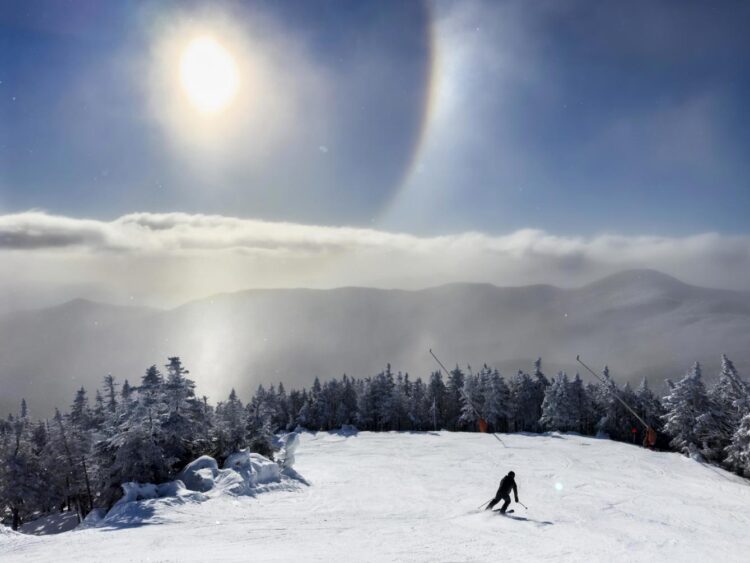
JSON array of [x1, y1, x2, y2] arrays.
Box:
[[3, 431, 750, 562]]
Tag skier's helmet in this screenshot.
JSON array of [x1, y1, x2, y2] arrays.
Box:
[[508, 471, 515, 478]]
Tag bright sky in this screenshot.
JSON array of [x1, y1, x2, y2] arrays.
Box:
[[1, 0, 749, 308]]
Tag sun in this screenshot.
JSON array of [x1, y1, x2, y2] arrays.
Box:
[[179, 36, 239, 115]]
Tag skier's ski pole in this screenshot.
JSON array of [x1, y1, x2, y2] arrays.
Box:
[[518, 501, 528, 510], [478, 498, 493, 510]]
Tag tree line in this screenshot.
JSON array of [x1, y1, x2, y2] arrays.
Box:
[[1, 354, 749, 530]]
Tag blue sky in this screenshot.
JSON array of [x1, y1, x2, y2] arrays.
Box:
[[2, 0, 749, 236]]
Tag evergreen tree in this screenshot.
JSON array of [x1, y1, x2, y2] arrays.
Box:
[[214, 389, 246, 459], [662, 363, 710, 457], [484, 369, 510, 432], [69, 387, 90, 429], [335, 375, 358, 429], [407, 377, 430, 430], [445, 366, 465, 430], [540, 372, 581, 432], [245, 388, 275, 459], [426, 371, 447, 430], [635, 378, 663, 433], [103, 374, 118, 413], [0, 413, 45, 529], [705, 355, 750, 464], [725, 414, 750, 477], [459, 374, 479, 428]]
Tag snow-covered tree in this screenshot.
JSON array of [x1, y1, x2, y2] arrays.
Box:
[[103, 374, 118, 413], [445, 366, 465, 430], [0, 406, 46, 529], [540, 372, 583, 432], [484, 369, 510, 432], [702, 355, 750, 464], [459, 373, 480, 428], [246, 386, 276, 459], [426, 371, 447, 430], [725, 414, 750, 477], [662, 363, 710, 458], [214, 389, 247, 459]]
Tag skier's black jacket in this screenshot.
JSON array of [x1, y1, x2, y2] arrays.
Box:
[[496, 473, 518, 500]]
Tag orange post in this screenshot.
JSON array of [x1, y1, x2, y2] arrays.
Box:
[[478, 418, 489, 433]]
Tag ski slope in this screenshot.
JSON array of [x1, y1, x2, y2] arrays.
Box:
[[2, 431, 750, 562]]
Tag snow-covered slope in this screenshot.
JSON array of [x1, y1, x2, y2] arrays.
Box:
[[2, 431, 750, 562]]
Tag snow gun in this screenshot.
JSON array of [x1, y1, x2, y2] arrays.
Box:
[[576, 355, 657, 448]]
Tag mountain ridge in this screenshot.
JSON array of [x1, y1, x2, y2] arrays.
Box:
[[1, 268, 748, 418]]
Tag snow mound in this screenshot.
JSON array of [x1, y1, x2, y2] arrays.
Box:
[[99, 480, 208, 528], [117, 480, 204, 504], [77, 508, 107, 529], [0, 526, 19, 537], [175, 451, 287, 496], [176, 456, 221, 492], [279, 432, 300, 468], [224, 451, 281, 488], [92, 448, 307, 529]]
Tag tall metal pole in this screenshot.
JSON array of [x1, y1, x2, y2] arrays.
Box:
[[430, 348, 483, 420], [576, 355, 649, 430], [432, 396, 437, 431]]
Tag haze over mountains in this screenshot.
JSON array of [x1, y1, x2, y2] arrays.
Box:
[[2, 269, 748, 418]]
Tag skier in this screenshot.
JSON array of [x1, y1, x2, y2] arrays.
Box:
[[486, 470, 519, 513]]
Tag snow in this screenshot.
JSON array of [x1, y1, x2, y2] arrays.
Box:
[[223, 451, 282, 490], [176, 456, 223, 492], [3, 431, 750, 562]]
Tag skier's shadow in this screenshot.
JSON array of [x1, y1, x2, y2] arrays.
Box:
[[494, 510, 554, 526]]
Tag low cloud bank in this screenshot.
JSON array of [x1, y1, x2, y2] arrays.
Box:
[[0, 211, 748, 311]]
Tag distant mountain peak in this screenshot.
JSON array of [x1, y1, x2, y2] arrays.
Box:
[[582, 269, 688, 291]]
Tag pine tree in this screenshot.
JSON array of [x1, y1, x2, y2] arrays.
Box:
[[704, 355, 750, 464], [103, 374, 118, 413], [446, 366, 465, 430], [0, 412, 45, 529], [662, 363, 710, 458], [540, 372, 580, 432], [245, 389, 275, 459], [91, 390, 106, 430], [483, 368, 509, 432], [120, 379, 133, 407], [635, 378, 663, 432], [459, 374, 479, 428], [214, 389, 246, 459], [407, 377, 430, 430], [426, 371, 447, 430], [725, 414, 750, 476], [508, 371, 540, 432], [69, 387, 90, 429], [335, 375, 358, 429]]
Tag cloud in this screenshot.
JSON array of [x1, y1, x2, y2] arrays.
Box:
[[1, 211, 749, 314]]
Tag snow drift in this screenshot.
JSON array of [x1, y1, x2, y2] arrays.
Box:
[[95, 433, 305, 528]]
